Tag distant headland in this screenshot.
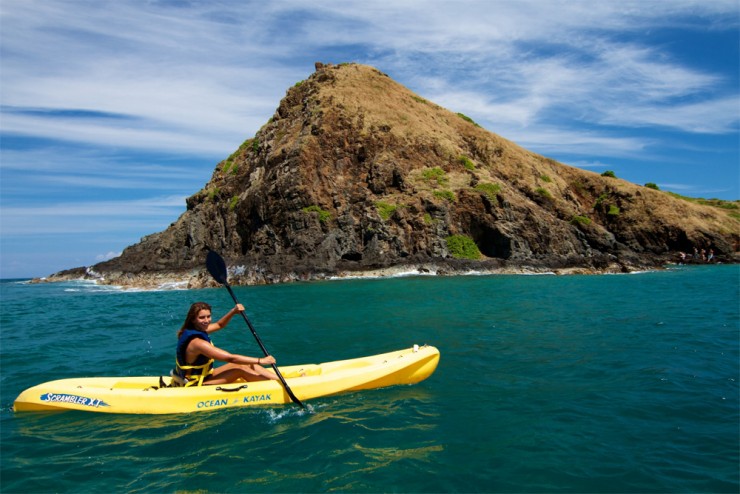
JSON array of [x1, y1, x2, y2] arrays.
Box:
[[37, 63, 739, 289]]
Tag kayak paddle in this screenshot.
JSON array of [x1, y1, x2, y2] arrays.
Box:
[[205, 250, 305, 409]]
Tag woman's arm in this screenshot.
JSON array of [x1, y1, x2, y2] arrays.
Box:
[[207, 304, 245, 333], [188, 338, 276, 366]]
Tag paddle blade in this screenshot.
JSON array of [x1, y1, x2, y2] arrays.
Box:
[[206, 250, 228, 285]]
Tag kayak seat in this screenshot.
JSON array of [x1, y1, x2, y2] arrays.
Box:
[[168, 370, 187, 387]]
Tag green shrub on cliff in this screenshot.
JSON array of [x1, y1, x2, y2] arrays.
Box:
[[422, 167, 448, 186], [434, 190, 456, 202], [302, 205, 331, 223], [535, 187, 552, 199], [446, 235, 481, 260], [456, 113, 481, 127], [475, 182, 501, 200], [227, 161, 239, 174], [459, 155, 475, 170], [570, 215, 591, 225], [375, 201, 398, 220]]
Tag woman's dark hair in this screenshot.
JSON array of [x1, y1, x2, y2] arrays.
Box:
[[178, 302, 212, 337]]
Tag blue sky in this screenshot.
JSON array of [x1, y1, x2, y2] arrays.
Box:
[[1, 0, 738, 279]]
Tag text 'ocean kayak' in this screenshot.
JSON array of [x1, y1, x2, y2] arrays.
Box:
[[14, 345, 439, 414]]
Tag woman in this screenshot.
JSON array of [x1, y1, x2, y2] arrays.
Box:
[[174, 301, 278, 386]]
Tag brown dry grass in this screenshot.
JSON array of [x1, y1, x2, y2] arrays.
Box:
[[317, 64, 738, 237]]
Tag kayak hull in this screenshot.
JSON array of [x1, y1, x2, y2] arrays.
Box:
[[13, 345, 439, 414]]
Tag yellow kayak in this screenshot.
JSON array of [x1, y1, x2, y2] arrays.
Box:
[[14, 345, 439, 414]]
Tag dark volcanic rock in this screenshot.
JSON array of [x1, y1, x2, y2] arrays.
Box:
[[49, 63, 739, 287]]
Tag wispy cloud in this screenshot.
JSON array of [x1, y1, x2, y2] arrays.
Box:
[[1, 195, 187, 235], [599, 96, 740, 133], [0, 147, 210, 203], [2, 0, 737, 155]]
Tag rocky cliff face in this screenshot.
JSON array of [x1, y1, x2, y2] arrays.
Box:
[[58, 63, 738, 287]]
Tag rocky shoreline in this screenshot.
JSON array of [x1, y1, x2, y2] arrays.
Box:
[[31, 252, 735, 291]]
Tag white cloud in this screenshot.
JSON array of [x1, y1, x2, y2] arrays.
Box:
[[0, 195, 187, 235], [2, 0, 737, 156], [0, 147, 212, 197], [2, 0, 736, 164], [600, 96, 740, 133]]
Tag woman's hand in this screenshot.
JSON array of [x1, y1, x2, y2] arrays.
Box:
[[209, 304, 246, 332], [258, 355, 276, 366]]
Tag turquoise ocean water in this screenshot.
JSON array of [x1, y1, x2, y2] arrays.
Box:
[[1, 265, 738, 493]]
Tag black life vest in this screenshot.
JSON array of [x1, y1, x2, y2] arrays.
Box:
[[175, 328, 215, 386]]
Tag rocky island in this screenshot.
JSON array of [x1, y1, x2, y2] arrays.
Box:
[[44, 63, 739, 289]]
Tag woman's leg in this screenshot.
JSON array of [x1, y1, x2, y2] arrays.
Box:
[[205, 363, 277, 385]]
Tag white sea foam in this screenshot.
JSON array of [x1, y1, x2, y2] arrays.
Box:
[[156, 281, 190, 290], [57, 278, 191, 293]]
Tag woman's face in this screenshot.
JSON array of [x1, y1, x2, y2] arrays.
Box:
[[194, 309, 212, 331]]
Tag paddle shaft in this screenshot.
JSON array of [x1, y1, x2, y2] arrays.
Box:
[[222, 283, 305, 408]]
